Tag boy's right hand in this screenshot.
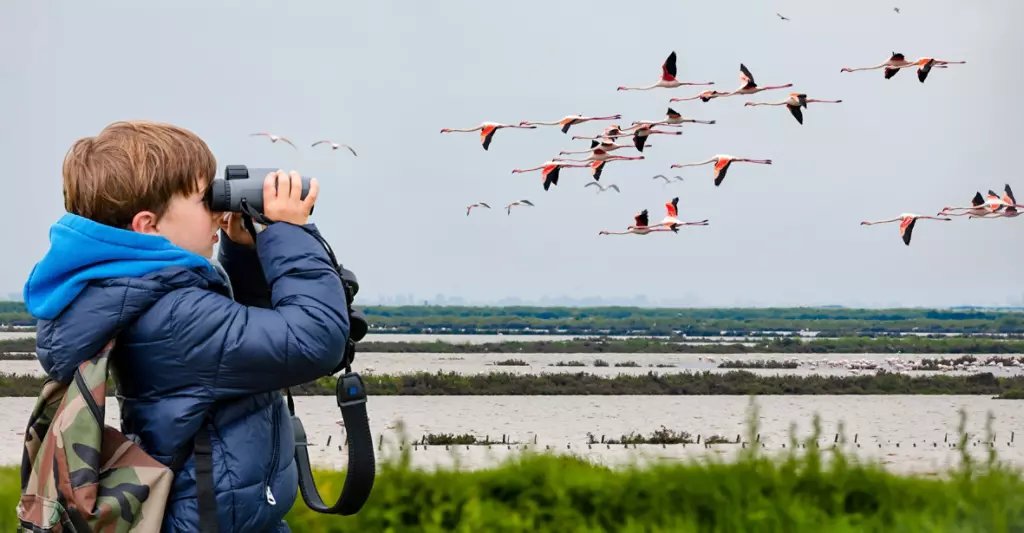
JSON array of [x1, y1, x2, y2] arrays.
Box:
[[263, 170, 319, 226]]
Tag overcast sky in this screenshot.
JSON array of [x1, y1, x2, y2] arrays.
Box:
[[1, 0, 1021, 307]]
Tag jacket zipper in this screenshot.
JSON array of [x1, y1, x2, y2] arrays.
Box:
[[263, 398, 281, 506]]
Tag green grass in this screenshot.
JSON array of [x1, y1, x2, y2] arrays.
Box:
[[3, 407, 1024, 531]]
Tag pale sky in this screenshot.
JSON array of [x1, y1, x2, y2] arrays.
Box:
[[1, 0, 1021, 307]]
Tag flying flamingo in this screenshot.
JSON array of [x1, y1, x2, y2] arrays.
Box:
[[554, 151, 645, 164], [743, 94, 843, 125], [670, 90, 731, 103], [840, 52, 917, 79], [511, 161, 591, 191], [652, 174, 685, 184], [599, 210, 680, 236], [656, 197, 709, 228], [466, 203, 491, 216], [439, 122, 537, 150], [720, 64, 793, 97], [589, 156, 645, 181], [311, 140, 358, 156], [632, 108, 717, 128], [617, 51, 715, 91], [505, 200, 535, 215], [860, 214, 951, 246], [585, 182, 621, 193], [571, 124, 627, 141], [980, 186, 1024, 213], [519, 114, 622, 134], [249, 132, 296, 148], [902, 57, 967, 83], [671, 155, 772, 187], [939, 192, 991, 218], [625, 124, 682, 152], [559, 139, 649, 155]]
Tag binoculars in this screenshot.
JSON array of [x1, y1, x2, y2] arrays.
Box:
[[205, 165, 314, 220]]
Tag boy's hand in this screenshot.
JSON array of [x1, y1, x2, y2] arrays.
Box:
[[218, 213, 256, 247], [263, 170, 319, 226]]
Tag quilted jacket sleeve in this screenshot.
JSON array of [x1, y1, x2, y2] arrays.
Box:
[[170, 222, 350, 399]]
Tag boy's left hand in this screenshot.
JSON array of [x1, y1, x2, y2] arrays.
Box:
[[219, 213, 255, 247]]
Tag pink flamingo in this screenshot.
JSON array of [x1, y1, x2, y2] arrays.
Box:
[[599, 210, 680, 236], [632, 108, 717, 128], [559, 139, 649, 155], [519, 114, 622, 134], [670, 155, 772, 187], [720, 64, 793, 97], [655, 197, 709, 228], [511, 161, 591, 191], [590, 156, 645, 181], [860, 214, 951, 246], [617, 51, 715, 91], [440, 122, 537, 150], [669, 90, 731, 103], [841, 52, 917, 79], [743, 94, 843, 124]]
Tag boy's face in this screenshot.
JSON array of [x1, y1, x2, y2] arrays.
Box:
[[132, 180, 222, 258]]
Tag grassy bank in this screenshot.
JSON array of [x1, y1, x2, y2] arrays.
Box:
[[7, 336, 1024, 358], [1, 410, 1022, 531], [4, 370, 1024, 397]]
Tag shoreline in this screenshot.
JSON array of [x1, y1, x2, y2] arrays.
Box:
[[7, 336, 1024, 357]]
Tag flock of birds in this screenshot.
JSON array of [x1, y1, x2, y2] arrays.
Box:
[[244, 9, 1018, 245], [427, 25, 1020, 243]]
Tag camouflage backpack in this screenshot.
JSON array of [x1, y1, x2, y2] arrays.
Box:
[[17, 338, 174, 532]]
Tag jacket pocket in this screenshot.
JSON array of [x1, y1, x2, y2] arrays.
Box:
[[263, 398, 282, 506]]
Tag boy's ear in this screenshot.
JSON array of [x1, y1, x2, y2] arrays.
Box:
[[131, 210, 161, 235]]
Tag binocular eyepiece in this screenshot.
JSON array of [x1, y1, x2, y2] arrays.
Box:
[[205, 165, 314, 219]]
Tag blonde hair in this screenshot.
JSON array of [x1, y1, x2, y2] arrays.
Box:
[[62, 120, 217, 228]]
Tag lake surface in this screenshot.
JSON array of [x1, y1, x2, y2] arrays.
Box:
[[0, 395, 1017, 475]]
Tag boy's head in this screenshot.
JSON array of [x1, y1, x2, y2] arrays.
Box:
[[62, 120, 222, 258]]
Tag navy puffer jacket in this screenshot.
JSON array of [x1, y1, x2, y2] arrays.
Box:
[[25, 214, 350, 532]]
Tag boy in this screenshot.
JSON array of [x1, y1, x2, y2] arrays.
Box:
[[23, 120, 349, 532]]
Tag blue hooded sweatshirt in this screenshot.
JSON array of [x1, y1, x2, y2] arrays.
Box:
[[24, 213, 350, 532]]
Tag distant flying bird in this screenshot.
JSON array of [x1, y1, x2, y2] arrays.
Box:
[[505, 200, 535, 215], [777, 13, 790, 21], [599, 209, 679, 236], [893, 7, 900, 13], [311, 140, 357, 156], [744, 93, 843, 124], [652, 174, 685, 184], [671, 155, 772, 187], [616, 51, 715, 91], [466, 203, 491, 216], [519, 114, 622, 134], [585, 182, 620, 193], [249, 132, 296, 148], [860, 214, 951, 246], [440, 122, 537, 150]]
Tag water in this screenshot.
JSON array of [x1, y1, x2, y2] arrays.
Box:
[[0, 395, 1017, 475], [4, 352, 1024, 378]]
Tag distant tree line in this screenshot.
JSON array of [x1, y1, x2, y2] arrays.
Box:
[[4, 301, 1024, 334]]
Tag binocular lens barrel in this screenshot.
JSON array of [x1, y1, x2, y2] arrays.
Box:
[[206, 165, 312, 214]]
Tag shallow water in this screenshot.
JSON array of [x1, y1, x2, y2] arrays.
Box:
[[0, 395, 1019, 475], [4, 352, 1023, 378]]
